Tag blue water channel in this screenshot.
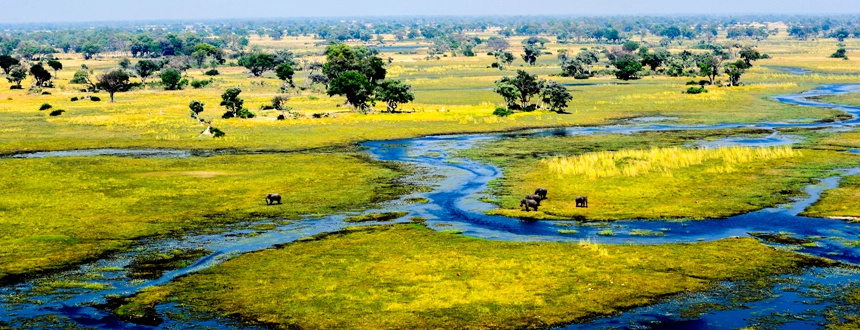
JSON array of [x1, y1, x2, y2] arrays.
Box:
[[4, 84, 860, 329]]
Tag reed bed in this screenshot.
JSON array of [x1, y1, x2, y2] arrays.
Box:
[[542, 146, 800, 180]]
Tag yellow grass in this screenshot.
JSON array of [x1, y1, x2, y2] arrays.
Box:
[[542, 146, 801, 180]]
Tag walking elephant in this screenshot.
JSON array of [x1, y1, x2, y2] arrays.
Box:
[[265, 193, 282, 205], [520, 198, 539, 211]]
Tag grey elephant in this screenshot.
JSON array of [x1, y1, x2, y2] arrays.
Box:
[[520, 198, 539, 211], [575, 196, 588, 208], [534, 188, 548, 200], [525, 194, 543, 206], [265, 193, 282, 205]]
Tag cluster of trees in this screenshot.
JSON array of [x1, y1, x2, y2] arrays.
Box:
[[494, 70, 572, 113], [321, 44, 414, 113], [1, 55, 64, 89]]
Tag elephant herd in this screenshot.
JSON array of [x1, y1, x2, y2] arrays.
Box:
[[519, 188, 588, 211]]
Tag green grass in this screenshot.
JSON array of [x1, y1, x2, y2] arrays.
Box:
[[118, 224, 822, 329], [0, 152, 406, 282], [344, 211, 409, 223], [805, 175, 860, 219], [463, 130, 860, 220]]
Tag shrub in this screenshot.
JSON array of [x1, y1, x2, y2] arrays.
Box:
[[685, 86, 708, 94], [699, 80, 711, 85], [260, 105, 275, 110], [90, 96, 101, 101], [204, 69, 220, 76], [573, 74, 589, 80], [49, 109, 65, 116], [41, 91, 52, 95], [190, 80, 211, 89], [39, 103, 52, 110], [70, 97, 79, 102], [9, 86, 22, 90], [493, 107, 514, 117], [237, 108, 255, 119], [685, 80, 699, 85], [210, 127, 225, 138]]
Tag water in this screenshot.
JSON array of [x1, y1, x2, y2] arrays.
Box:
[[4, 84, 860, 329]]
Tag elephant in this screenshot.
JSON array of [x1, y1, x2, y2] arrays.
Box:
[[534, 188, 548, 200], [525, 194, 543, 206], [520, 198, 539, 211], [575, 196, 588, 208], [265, 193, 282, 205]]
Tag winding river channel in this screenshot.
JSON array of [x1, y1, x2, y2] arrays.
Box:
[[4, 84, 860, 329]]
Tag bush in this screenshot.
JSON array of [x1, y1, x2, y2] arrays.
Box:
[[699, 80, 711, 85], [39, 103, 52, 110], [260, 105, 275, 110], [190, 80, 210, 89], [9, 85, 22, 90], [236, 107, 255, 118], [685, 86, 708, 94], [49, 109, 65, 116], [685, 80, 699, 85], [204, 69, 220, 76], [521, 104, 538, 112], [90, 96, 101, 102], [493, 107, 514, 117], [41, 91, 51, 95], [70, 97, 79, 102], [210, 127, 225, 138], [761, 53, 771, 59], [573, 74, 589, 80]]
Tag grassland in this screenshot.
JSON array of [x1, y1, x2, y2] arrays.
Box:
[[117, 224, 821, 329], [463, 131, 860, 220], [0, 152, 407, 283]]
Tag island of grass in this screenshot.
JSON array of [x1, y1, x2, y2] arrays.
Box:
[[461, 129, 860, 221], [344, 211, 409, 223], [116, 224, 826, 329], [0, 152, 410, 284]]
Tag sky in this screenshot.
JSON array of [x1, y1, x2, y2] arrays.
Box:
[[3, 0, 860, 23]]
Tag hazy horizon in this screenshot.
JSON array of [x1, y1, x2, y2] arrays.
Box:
[[3, 0, 860, 24]]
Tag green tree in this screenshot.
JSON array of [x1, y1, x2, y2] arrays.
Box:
[[724, 60, 751, 86], [541, 81, 573, 113], [0, 55, 19, 75], [79, 42, 101, 60], [575, 50, 600, 75], [30, 64, 53, 87], [696, 54, 723, 85], [220, 87, 254, 119], [6, 65, 26, 88], [522, 44, 542, 65], [495, 70, 545, 110], [275, 62, 295, 88], [612, 53, 643, 80], [492, 51, 515, 70], [189, 100, 205, 122], [328, 71, 373, 112], [160, 68, 184, 90], [70, 69, 96, 97], [739, 46, 762, 65], [271, 95, 292, 119], [134, 60, 159, 84], [46, 60, 63, 78], [238, 53, 276, 77], [97, 69, 130, 102], [375, 79, 415, 112]]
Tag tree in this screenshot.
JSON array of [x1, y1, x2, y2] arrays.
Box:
[[119, 58, 132, 70], [79, 42, 101, 60], [134, 60, 159, 84], [160, 68, 185, 90], [612, 53, 642, 80], [375, 79, 415, 112], [494, 70, 544, 110], [522, 44, 542, 65], [6, 65, 26, 88], [275, 62, 295, 88], [308, 73, 330, 89], [238, 53, 276, 77], [97, 69, 130, 102], [328, 71, 373, 112], [739, 46, 762, 65], [487, 37, 510, 52], [641, 49, 671, 71], [724, 60, 751, 86], [575, 50, 600, 75], [696, 54, 723, 85], [0, 55, 19, 75], [561, 59, 586, 77], [541, 81, 573, 113], [47, 60, 62, 78], [189, 100, 205, 122], [70, 69, 96, 97], [831, 48, 848, 59], [271, 95, 292, 119], [493, 51, 515, 70], [220, 87, 254, 119], [30, 64, 53, 87]]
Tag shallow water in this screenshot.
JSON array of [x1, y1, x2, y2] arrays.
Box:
[[4, 84, 860, 329]]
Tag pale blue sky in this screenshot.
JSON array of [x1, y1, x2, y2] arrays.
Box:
[[3, 0, 860, 23]]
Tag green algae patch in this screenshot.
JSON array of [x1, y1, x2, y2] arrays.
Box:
[[122, 224, 822, 329]]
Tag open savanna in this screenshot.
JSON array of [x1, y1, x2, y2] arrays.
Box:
[[118, 224, 822, 329], [0, 152, 406, 283], [463, 130, 860, 220], [2, 35, 859, 155]]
